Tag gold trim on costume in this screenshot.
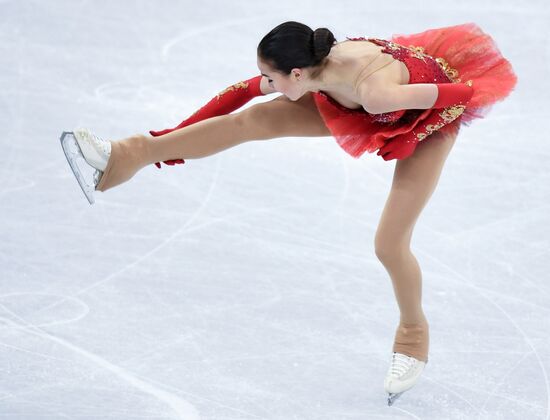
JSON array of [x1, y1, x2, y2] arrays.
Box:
[[434, 57, 461, 83], [216, 81, 249, 99], [401, 41, 462, 84], [407, 45, 428, 61], [382, 39, 428, 62], [415, 104, 466, 141]]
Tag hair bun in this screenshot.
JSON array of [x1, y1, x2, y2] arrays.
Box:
[[311, 27, 336, 63], [258, 21, 338, 74]]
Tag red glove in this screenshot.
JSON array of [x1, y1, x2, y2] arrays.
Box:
[[377, 133, 418, 161], [377, 80, 473, 161], [432, 81, 474, 108], [150, 75, 266, 168]]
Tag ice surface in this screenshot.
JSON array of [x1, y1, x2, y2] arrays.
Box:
[[0, 0, 549, 419]]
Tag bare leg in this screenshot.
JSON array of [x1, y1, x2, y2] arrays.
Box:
[[374, 127, 459, 362], [96, 93, 330, 192]]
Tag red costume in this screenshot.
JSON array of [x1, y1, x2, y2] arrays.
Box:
[[313, 22, 518, 159]]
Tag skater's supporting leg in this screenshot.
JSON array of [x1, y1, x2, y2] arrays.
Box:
[[374, 127, 459, 362], [96, 92, 330, 192]]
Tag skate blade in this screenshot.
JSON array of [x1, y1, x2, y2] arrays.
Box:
[[60, 131, 97, 205], [387, 392, 402, 406]]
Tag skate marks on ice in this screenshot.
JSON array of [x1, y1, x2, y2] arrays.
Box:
[[160, 16, 270, 61], [388, 405, 423, 420], [415, 247, 550, 420], [25, 157, 225, 319], [0, 292, 90, 329], [29, 153, 301, 323], [0, 302, 201, 420]]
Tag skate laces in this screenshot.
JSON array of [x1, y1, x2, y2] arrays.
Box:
[[77, 128, 111, 157], [389, 353, 417, 378], [90, 131, 111, 157]]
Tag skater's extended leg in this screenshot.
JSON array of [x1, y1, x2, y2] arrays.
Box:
[[375, 127, 459, 362], [96, 92, 330, 192]]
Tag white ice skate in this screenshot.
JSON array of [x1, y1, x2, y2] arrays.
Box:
[[60, 128, 111, 204], [384, 352, 427, 406]]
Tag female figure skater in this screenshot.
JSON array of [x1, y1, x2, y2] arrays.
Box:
[[67, 21, 517, 405]]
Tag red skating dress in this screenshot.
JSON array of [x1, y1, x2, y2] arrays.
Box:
[[312, 22, 518, 158]]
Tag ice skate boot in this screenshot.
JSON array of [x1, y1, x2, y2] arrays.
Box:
[[384, 352, 426, 406], [60, 128, 111, 204]]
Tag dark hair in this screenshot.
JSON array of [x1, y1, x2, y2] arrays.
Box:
[[257, 21, 336, 76]]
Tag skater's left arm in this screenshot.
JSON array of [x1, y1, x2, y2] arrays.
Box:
[[149, 74, 269, 168], [359, 80, 473, 114]]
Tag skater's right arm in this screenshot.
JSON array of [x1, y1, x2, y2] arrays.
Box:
[[360, 80, 474, 115]]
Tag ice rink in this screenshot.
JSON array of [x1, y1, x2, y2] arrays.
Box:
[[1, 0, 549, 419]]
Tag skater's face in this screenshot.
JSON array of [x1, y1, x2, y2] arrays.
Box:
[[257, 58, 308, 101]]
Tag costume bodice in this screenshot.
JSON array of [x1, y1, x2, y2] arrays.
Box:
[[318, 36, 453, 124]]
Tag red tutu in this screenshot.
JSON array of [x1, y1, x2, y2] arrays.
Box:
[[312, 22, 518, 158]]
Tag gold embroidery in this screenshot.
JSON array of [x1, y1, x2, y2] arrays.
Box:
[[407, 45, 428, 61], [415, 105, 465, 141], [392, 41, 463, 84], [387, 40, 427, 62], [440, 104, 466, 122], [399, 41, 462, 83], [216, 81, 249, 99], [410, 45, 425, 54], [434, 57, 461, 83]]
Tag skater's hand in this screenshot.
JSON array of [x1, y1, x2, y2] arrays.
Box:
[[154, 157, 185, 169], [377, 136, 418, 161], [154, 158, 186, 169], [154, 159, 185, 169]]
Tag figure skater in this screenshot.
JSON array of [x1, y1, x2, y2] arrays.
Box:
[[64, 21, 517, 405]]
